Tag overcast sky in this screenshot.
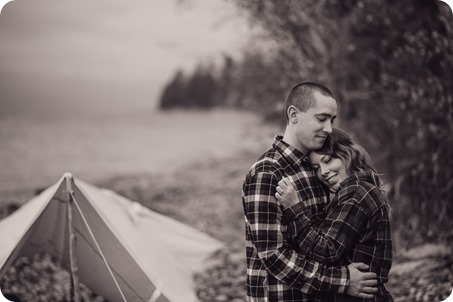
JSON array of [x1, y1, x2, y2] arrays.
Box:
[[0, 0, 252, 114]]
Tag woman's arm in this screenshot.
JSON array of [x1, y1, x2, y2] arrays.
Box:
[[277, 179, 369, 264]]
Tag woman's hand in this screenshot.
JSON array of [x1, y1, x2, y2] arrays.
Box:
[[275, 177, 299, 208]]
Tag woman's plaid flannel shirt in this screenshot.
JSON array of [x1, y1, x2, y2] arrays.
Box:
[[283, 173, 393, 302]]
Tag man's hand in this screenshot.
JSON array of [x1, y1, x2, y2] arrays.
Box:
[[347, 263, 378, 299]]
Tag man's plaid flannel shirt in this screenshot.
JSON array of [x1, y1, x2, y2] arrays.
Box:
[[242, 136, 349, 302], [283, 173, 394, 302]]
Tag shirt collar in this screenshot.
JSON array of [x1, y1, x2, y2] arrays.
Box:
[[273, 135, 310, 167], [338, 172, 378, 190]]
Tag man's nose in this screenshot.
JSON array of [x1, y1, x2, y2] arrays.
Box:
[[323, 122, 333, 134]]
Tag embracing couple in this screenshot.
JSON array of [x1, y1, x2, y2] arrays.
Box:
[[242, 82, 393, 301]]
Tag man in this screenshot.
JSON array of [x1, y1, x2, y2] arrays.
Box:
[[242, 82, 378, 301]]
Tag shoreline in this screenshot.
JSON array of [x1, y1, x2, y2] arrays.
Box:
[[0, 109, 279, 204], [0, 116, 277, 211]]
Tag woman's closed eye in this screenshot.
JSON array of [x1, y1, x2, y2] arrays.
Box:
[[323, 155, 332, 163]]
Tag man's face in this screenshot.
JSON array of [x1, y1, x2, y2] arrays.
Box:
[[293, 92, 337, 153]]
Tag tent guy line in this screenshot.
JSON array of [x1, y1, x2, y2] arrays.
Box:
[[70, 182, 128, 302]]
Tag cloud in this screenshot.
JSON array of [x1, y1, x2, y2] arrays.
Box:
[[0, 0, 250, 112]]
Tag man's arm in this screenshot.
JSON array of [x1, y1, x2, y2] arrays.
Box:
[[243, 171, 350, 294]]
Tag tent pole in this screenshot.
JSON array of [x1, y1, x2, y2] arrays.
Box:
[[66, 174, 81, 302]]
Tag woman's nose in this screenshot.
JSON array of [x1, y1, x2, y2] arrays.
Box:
[[320, 166, 329, 177]]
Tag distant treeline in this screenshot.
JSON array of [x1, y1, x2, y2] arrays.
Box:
[[159, 58, 240, 110], [159, 1, 453, 242], [159, 54, 283, 117]]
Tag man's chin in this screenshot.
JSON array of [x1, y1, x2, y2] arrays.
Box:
[[313, 142, 325, 150], [306, 141, 325, 152]]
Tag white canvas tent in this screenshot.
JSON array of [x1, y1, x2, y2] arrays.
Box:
[[0, 173, 223, 302]]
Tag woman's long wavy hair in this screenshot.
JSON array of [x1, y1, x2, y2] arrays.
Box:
[[315, 128, 391, 211]]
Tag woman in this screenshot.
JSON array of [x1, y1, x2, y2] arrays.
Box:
[[275, 128, 393, 301]]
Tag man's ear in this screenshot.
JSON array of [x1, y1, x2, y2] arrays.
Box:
[[287, 106, 298, 123]]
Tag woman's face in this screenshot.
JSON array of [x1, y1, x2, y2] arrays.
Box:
[[309, 151, 348, 192]]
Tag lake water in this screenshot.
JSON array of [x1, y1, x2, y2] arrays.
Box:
[[0, 108, 273, 195]]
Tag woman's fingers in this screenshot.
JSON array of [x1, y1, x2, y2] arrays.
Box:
[[276, 177, 295, 202], [275, 186, 287, 201], [281, 177, 290, 185], [278, 177, 290, 188]]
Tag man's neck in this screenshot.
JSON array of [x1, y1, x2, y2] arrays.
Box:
[[282, 128, 308, 154]]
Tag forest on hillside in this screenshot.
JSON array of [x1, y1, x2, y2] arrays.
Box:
[[159, 0, 453, 244]]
